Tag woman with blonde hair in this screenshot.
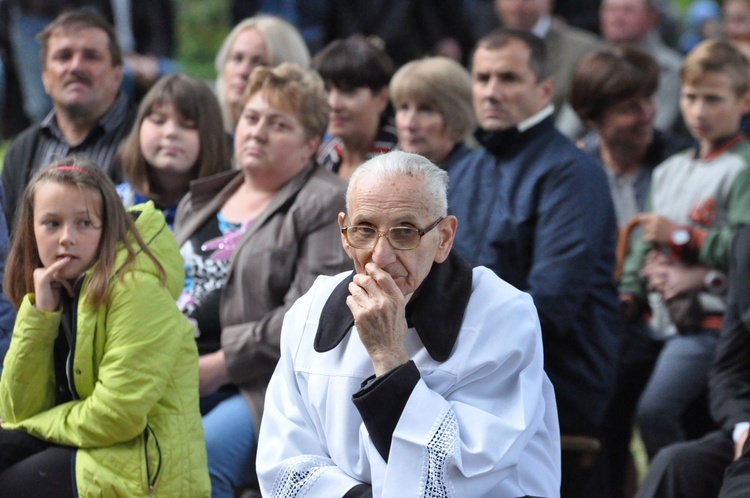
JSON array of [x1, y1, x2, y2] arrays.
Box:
[[390, 56, 475, 169], [214, 14, 310, 131]]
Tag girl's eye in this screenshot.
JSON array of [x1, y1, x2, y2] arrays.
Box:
[[42, 220, 59, 228], [180, 119, 197, 129], [147, 113, 166, 125], [80, 220, 92, 228]]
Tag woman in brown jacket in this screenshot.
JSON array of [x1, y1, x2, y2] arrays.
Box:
[[173, 63, 351, 497]]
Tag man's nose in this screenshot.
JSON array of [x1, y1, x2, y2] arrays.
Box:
[[482, 78, 503, 101], [371, 233, 396, 266], [69, 52, 86, 71]]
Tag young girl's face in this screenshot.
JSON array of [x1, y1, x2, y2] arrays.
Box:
[[139, 100, 201, 174], [34, 181, 103, 284]]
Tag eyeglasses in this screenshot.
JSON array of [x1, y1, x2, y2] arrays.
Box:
[[341, 217, 444, 250]]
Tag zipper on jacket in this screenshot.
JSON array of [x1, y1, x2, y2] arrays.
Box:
[[64, 277, 85, 400], [144, 424, 162, 496]]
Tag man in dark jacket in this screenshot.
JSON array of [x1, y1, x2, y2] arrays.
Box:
[[1, 10, 134, 230], [635, 225, 750, 498], [447, 28, 622, 497]]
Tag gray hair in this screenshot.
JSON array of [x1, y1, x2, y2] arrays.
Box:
[[346, 151, 449, 217]]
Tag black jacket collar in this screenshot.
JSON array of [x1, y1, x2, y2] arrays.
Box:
[[475, 115, 555, 158], [314, 250, 473, 362]]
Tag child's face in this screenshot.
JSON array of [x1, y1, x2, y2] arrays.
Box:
[[680, 72, 750, 151], [33, 181, 103, 285], [140, 101, 201, 175]]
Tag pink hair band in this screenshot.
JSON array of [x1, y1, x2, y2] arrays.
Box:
[[52, 165, 89, 174]]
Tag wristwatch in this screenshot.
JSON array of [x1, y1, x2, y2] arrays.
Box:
[[669, 226, 691, 261], [704, 270, 729, 295]]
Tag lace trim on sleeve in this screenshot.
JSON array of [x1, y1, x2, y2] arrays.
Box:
[[420, 407, 459, 498], [270, 455, 335, 498]]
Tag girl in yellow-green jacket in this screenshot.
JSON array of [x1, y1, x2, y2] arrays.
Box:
[[0, 157, 210, 497]]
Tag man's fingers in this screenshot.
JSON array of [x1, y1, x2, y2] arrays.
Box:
[[348, 280, 370, 298], [364, 263, 402, 296]]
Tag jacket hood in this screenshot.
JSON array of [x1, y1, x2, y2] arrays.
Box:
[[112, 201, 184, 300]]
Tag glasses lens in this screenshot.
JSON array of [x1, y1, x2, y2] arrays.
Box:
[[347, 226, 377, 248], [389, 227, 419, 250]]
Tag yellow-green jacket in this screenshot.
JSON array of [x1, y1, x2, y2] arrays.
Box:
[[0, 202, 210, 497]]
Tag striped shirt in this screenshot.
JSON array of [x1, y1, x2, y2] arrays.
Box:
[[36, 92, 133, 180], [316, 119, 398, 174], [1, 92, 135, 230]]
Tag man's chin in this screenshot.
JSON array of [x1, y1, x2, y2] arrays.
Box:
[[480, 120, 512, 132], [59, 100, 97, 118]]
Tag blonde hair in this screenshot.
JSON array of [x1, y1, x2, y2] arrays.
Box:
[[681, 38, 750, 96], [244, 63, 329, 140], [215, 15, 310, 130], [4, 156, 165, 309], [390, 57, 475, 141]]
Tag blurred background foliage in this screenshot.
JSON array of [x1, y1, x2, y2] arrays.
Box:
[[176, 0, 231, 80]]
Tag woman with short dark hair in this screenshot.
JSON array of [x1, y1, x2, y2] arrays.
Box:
[[571, 45, 690, 228], [313, 35, 397, 181]]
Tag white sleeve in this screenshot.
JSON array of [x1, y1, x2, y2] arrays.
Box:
[[257, 286, 364, 498], [370, 291, 559, 497]]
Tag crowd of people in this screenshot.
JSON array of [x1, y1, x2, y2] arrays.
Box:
[[1, 1, 750, 497]]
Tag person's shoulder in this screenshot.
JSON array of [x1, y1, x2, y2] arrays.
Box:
[[292, 165, 347, 216], [5, 122, 43, 158], [463, 266, 539, 334], [471, 266, 528, 300], [121, 202, 184, 297], [187, 169, 242, 202], [535, 125, 601, 169], [285, 270, 353, 335], [650, 147, 692, 180], [648, 130, 694, 165], [727, 136, 750, 163], [548, 21, 601, 49], [306, 163, 347, 194], [448, 143, 494, 172]]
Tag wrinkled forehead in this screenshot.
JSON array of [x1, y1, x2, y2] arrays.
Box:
[[347, 173, 431, 222]]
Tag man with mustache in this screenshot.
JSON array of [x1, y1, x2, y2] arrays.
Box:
[[1, 10, 134, 230], [447, 28, 622, 497]]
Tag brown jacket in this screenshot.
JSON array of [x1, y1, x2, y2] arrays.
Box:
[[174, 164, 351, 433]]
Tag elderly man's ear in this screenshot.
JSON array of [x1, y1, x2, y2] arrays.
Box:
[[435, 215, 458, 263]]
